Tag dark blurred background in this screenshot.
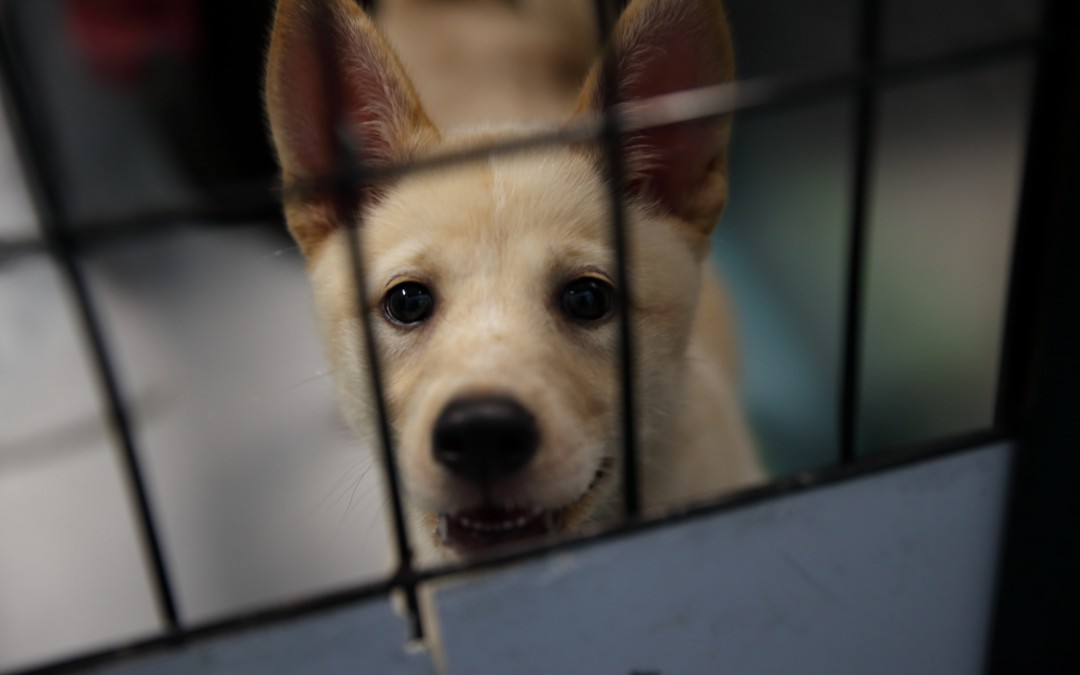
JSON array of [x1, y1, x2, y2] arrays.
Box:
[[0, 0, 1040, 670]]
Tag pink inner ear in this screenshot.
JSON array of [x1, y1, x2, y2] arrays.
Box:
[[610, 1, 733, 219], [283, 29, 341, 177], [268, 1, 423, 183]]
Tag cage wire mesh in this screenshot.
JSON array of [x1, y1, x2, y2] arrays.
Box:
[[0, 0, 1059, 671]]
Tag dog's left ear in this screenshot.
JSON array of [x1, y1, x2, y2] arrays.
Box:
[[575, 0, 735, 237], [265, 0, 437, 257]]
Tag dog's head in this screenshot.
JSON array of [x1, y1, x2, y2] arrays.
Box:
[[266, 0, 733, 557]]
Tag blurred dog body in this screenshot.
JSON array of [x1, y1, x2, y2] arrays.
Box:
[[376, 0, 598, 130], [265, 0, 763, 561]]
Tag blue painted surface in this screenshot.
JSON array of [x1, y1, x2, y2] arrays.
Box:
[[50, 444, 1011, 675], [83, 599, 436, 675], [433, 444, 1012, 675]]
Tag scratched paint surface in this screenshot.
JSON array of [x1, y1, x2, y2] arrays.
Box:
[[82, 598, 436, 675], [433, 443, 1011, 675], [29, 444, 1009, 675]]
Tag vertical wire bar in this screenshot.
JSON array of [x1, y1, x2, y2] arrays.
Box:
[[311, 6, 420, 638], [992, 0, 1063, 434], [592, 0, 640, 519], [593, 0, 618, 40], [0, 9, 180, 629], [336, 132, 424, 640], [988, 0, 1080, 666], [838, 0, 883, 465]]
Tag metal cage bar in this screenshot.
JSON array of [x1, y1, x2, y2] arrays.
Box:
[[7, 427, 1007, 675], [592, 0, 642, 519], [306, 4, 424, 637], [0, 35, 1039, 257], [0, 5, 181, 632], [988, 0, 1080, 670], [335, 131, 424, 640], [838, 0, 883, 465]]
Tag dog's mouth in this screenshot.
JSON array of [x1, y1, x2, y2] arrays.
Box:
[[437, 506, 555, 552], [436, 457, 614, 555]]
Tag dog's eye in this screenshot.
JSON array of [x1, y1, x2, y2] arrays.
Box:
[[561, 277, 615, 322], [384, 282, 434, 325]]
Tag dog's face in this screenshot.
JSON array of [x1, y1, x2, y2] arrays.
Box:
[[266, 0, 733, 556], [308, 141, 707, 553]]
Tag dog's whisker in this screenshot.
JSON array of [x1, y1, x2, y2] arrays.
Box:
[[274, 369, 335, 393], [331, 464, 390, 537], [360, 498, 390, 543], [634, 452, 682, 483], [260, 245, 301, 261], [203, 369, 336, 422], [316, 456, 376, 512], [340, 461, 380, 522]]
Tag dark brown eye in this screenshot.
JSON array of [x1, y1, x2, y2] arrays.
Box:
[[384, 282, 434, 325], [561, 277, 615, 322]]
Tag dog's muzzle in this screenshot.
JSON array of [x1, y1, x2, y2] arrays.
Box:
[[431, 395, 555, 553]]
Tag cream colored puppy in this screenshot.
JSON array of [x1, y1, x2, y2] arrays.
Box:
[[266, 0, 763, 560]]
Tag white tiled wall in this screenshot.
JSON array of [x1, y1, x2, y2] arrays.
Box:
[[0, 100, 36, 239], [0, 258, 160, 672]]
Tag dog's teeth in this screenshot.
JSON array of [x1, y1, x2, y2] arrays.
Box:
[[448, 509, 545, 537]]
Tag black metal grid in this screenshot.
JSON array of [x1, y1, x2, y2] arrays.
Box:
[[0, 0, 1075, 673]]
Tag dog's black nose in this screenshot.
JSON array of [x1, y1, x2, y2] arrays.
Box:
[[432, 396, 539, 483]]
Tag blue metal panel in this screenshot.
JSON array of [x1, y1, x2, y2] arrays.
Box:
[[82, 599, 436, 675], [433, 443, 1012, 675]]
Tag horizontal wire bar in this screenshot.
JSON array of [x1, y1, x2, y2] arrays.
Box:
[[408, 426, 1008, 583], [9, 577, 399, 675], [279, 34, 1041, 205], [0, 34, 1039, 263], [11, 425, 1008, 675], [0, 236, 48, 262]]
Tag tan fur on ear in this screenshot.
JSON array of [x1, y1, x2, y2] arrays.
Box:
[[575, 0, 735, 237], [265, 0, 438, 258]]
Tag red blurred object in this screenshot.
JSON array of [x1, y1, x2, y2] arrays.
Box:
[[67, 0, 200, 86]]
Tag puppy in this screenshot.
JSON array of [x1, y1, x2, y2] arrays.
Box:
[[265, 0, 764, 561]]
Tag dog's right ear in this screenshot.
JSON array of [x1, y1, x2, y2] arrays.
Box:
[[265, 0, 437, 257], [574, 0, 735, 239]]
